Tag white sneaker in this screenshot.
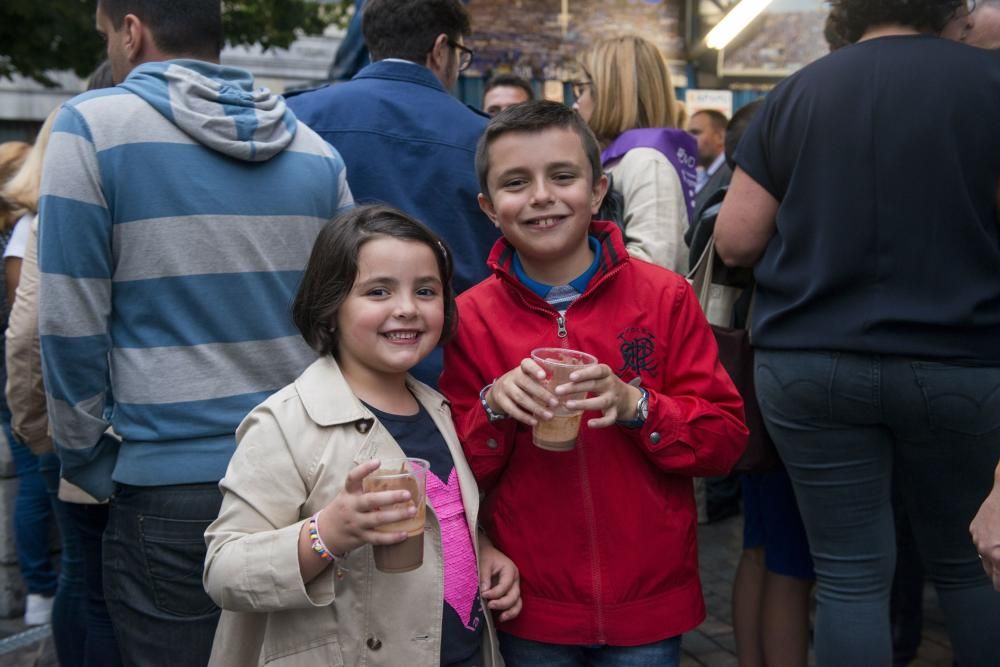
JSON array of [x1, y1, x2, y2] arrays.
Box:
[[24, 593, 54, 625]]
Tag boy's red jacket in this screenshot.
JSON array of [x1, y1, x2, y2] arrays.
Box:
[[440, 221, 748, 646]]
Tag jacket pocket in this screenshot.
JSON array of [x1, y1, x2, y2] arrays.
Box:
[[263, 636, 344, 666]]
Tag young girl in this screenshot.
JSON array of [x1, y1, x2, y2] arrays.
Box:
[[203, 205, 520, 667]]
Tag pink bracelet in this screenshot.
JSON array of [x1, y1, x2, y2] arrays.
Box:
[[308, 511, 346, 562]]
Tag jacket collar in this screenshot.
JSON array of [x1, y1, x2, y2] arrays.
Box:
[[295, 356, 449, 427], [353, 59, 448, 95], [487, 220, 630, 288]]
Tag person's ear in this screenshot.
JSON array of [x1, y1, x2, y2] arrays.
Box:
[[591, 173, 609, 214], [122, 14, 145, 64], [426, 33, 451, 71], [478, 193, 500, 229]]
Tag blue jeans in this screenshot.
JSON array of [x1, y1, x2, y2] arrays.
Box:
[[3, 414, 58, 596], [63, 501, 123, 667], [103, 483, 222, 667], [498, 633, 681, 667], [38, 463, 89, 667], [755, 350, 1000, 667]]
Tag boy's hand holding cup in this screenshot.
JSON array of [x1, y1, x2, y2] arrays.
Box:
[[558, 361, 644, 429], [488, 348, 634, 450], [483, 357, 561, 425]]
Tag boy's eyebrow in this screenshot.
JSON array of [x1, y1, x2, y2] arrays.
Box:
[[494, 161, 583, 180]]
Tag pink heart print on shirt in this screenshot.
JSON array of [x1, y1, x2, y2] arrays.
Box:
[[426, 467, 481, 630]]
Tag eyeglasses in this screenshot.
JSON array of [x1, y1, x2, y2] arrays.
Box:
[[448, 40, 474, 72], [571, 80, 592, 98]]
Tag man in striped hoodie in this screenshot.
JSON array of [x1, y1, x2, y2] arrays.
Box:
[[37, 1, 353, 663]]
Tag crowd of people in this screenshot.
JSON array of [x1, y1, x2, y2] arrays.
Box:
[[0, 0, 998, 666]]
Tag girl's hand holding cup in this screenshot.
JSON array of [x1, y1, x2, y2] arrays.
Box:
[[317, 459, 416, 555]]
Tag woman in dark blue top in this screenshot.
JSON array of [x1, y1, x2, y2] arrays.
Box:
[[716, 1, 1000, 664]]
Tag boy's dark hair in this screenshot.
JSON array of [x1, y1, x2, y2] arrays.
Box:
[[293, 205, 458, 357], [692, 108, 728, 133], [724, 99, 764, 170], [476, 100, 602, 200], [830, 0, 963, 43], [484, 74, 534, 100], [363, 0, 471, 64], [98, 0, 223, 59]]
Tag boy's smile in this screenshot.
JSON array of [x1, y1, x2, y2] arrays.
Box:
[[479, 127, 608, 286]]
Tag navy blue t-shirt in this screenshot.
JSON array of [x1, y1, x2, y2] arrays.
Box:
[[366, 403, 486, 667], [735, 35, 1000, 362]]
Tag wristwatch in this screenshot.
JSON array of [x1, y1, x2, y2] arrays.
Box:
[[617, 387, 649, 429], [479, 383, 508, 422]]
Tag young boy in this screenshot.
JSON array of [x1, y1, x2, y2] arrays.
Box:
[[439, 101, 749, 665]]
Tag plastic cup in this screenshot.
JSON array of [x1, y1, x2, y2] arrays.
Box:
[[530, 347, 598, 451], [362, 457, 429, 572]]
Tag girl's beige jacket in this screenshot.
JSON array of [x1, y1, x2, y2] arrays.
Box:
[[204, 356, 501, 666]]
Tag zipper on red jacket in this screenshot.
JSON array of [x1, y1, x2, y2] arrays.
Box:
[[552, 304, 605, 642], [577, 432, 605, 642]]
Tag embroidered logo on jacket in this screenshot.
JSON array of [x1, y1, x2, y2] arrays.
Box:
[[618, 327, 657, 377]]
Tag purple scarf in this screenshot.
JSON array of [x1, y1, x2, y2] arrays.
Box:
[[601, 128, 699, 223]]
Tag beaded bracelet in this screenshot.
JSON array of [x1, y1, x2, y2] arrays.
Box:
[[308, 511, 348, 562]]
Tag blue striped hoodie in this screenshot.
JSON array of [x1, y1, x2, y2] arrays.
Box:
[[38, 60, 353, 500]]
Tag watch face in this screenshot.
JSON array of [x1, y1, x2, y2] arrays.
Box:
[[639, 392, 649, 420]]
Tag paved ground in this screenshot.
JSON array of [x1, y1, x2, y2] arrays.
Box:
[[0, 513, 955, 666]]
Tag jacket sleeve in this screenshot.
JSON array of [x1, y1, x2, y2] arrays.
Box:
[[37, 106, 119, 500], [440, 302, 518, 495], [203, 403, 337, 612], [612, 148, 690, 274], [623, 280, 748, 476], [6, 217, 53, 455]]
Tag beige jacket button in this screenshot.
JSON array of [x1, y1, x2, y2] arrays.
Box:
[[366, 637, 382, 650], [650, 432, 661, 444], [486, 438, 498, 449]]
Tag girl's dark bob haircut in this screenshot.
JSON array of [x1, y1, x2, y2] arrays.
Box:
[[292, 204, 458, 357]]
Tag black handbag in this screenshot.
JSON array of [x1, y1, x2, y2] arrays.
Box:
[[687, 236, 780, 473]]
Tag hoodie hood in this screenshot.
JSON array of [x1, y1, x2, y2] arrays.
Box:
[[119, 59, 297, 162]]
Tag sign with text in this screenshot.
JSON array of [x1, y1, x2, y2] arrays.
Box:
[[684, 89, 734, 118]]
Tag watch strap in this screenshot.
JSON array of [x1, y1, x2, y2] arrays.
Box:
[[479, 383, 508, 422]]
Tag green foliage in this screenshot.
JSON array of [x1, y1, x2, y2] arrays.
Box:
[[223, 0, 353, 51], [0, 0, 353, 87], [0, 0, 105, 86]]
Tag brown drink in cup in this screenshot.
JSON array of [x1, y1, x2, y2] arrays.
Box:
[[530, 347, 598, 451], [362, 458, 429, 572]]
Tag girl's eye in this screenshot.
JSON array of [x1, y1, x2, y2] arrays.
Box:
[[416, 287, 438, 297], [554, 173, 577, 182], [366, 287, 389, 297]]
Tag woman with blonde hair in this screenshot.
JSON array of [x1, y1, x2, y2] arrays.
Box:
[[3, 110, 87, 662], [0, 142, 30, 226], [574, 35, 697, 273]]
